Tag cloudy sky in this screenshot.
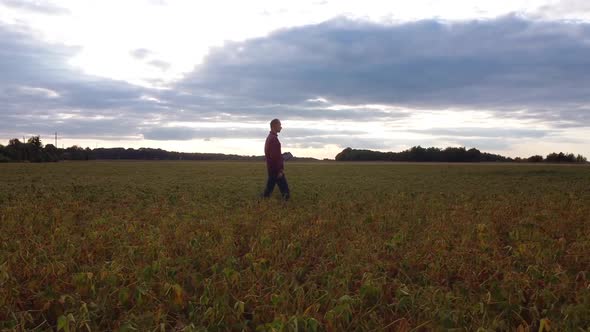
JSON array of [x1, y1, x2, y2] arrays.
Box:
[[1, 0, 589, 159]]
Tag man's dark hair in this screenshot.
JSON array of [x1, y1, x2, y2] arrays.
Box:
[[270, 119, 280, 128]]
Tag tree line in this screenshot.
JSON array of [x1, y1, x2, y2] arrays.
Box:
[[335, 146, 588, 163], [0, 137, 263, 162], [0, 137, 61, 162], [0, 137, 319, 162], [1, 137, 586, 163]]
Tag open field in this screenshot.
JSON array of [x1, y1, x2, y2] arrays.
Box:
[[1, 161, 589, 331]]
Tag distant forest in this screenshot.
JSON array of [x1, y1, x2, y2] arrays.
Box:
[[335, 147, 588, 163], [0, 136, 273, 162], [0, 136, 587, 163]]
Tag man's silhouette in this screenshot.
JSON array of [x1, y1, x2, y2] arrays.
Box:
[[262, 119, 290, 200]]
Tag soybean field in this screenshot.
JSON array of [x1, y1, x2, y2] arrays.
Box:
[[0, 161, 589, 331]]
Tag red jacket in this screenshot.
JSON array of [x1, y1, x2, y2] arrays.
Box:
[[265, 131, 284, 175]]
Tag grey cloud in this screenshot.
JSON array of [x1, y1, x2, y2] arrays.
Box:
[[130, 48, 152, 59], [288, 136, 512, 152], [0, 109, 141, 140], [451, 138, 513, 151], [2, 120, 138, 142], [142, 127, 263, 140], [285, 134, 453, 151], [287, 136, 394, 150], [153, 87, 409, 123], [283, 128, 364, 137], [505, 108, 590, 128], [142, 126, 366, 141], [0, 0, 69, 15], [141, 125, 402, 152], [179, 16, 590, 126], [0, 26, 80, 85], [130, 49, 171, 71], [148, 59, 171, 70], [410, 127, 550, 139]]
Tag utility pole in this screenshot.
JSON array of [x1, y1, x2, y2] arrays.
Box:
[[55, 132, 57, 147]]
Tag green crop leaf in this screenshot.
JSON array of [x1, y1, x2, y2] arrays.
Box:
[[57, 315, 68, 332]]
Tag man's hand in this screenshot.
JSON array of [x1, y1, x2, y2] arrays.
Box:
[[277, 171, 284, 179]]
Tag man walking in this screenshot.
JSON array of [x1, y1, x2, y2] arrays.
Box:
[[262, 119, 290, 200]]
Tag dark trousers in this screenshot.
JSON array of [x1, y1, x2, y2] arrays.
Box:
[[263, 173, 290, 200]]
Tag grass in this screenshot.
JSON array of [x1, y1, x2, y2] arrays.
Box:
[[0, 161, 589, 331]]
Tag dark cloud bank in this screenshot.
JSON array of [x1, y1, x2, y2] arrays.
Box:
[[182, 15, 590, 113], [1, 16, 590, 151]]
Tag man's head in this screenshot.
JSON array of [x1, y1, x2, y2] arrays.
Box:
[[270, 118, 282, 133]]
